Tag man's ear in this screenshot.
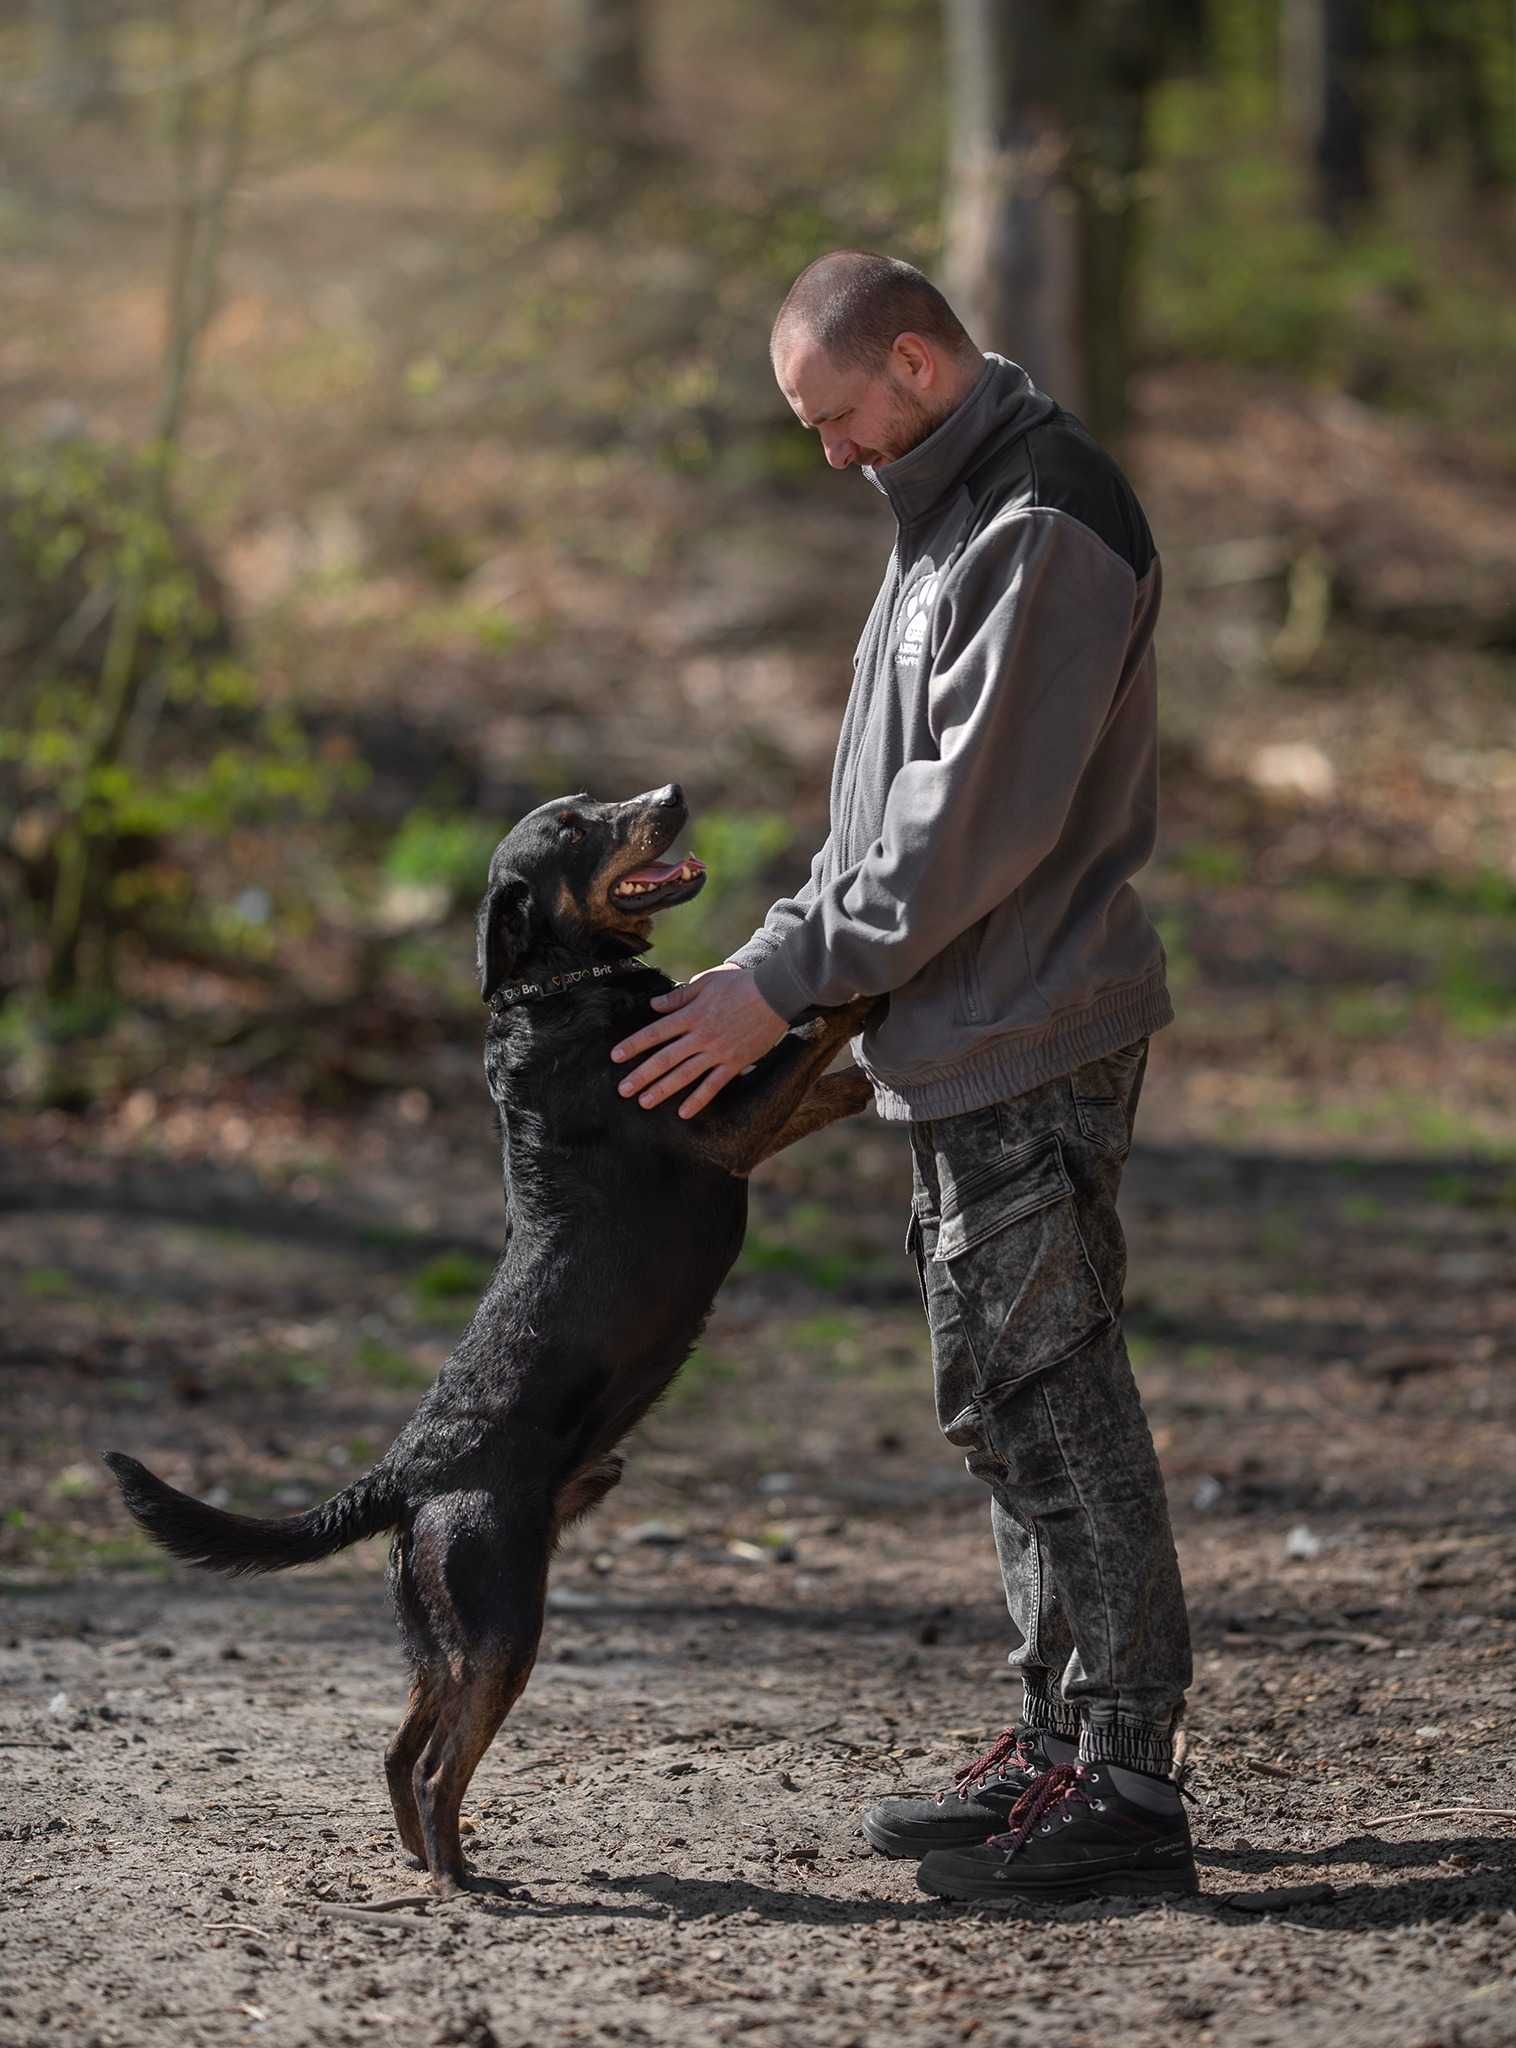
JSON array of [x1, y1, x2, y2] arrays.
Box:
[[476, 874, 537, 998]]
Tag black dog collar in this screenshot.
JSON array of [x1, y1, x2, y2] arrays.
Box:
[[487, 957, 653, 1013]]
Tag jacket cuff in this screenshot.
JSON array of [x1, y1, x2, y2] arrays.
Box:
[[724, 933, 782, 974], [750, 944, 817, 1024]]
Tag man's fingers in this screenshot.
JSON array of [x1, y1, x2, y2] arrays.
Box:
[[677, 1065, 736, 1118], [611, 1011, 693, 1064], [617, 1036, 702, 1095], [634, 1052, 718, 1110], [649, 983, 699, 1013]]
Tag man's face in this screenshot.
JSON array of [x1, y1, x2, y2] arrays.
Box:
[[774, 335, 949, 472]]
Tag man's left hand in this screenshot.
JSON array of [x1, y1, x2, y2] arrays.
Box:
[[610, 964, 789, 1117]]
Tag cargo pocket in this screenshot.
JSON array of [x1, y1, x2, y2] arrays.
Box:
[[933, 1130, 1115, 1397], [1069, 1041, 1146, 1157], [904, 1210, 929, 1316]]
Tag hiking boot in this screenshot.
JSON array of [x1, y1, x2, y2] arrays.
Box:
[[915, 1760, 1198, 1903], [862, 1725, 1078, 1859]]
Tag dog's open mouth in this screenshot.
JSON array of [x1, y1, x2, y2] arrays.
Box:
[[611, 852, 707, 911]]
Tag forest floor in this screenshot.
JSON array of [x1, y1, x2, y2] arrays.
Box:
[[3, 1029, 1515, 2048]]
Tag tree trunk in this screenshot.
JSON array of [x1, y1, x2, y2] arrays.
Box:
[[1317, 0, 1374, 230], [1454, 21, 1506, 190], [942, 0, 1159, 446], [30, 0, 115, 123], [1280, 0, 1325, 142], [1439, 0, 1511, 192], [552, 0, 651, 205], [944, 0, 1084, 414]]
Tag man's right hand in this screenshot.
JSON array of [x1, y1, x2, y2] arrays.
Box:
[[609, 963, 788, 1118]]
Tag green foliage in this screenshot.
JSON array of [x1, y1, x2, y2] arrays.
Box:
[[784, 1312, 865, 1373], [1, 435, 342, 1003], [1152, 909, 1198, 995], [23, 1268, 75, 1299], [405, 598, 522, 655], [410, 1250, 494, 1305], [736, 1226, 851, 1293], [654, 807, 795, 978], [1293, 873, 1516, 1039], [1145, 59, 1516, 438], [1437, 947, 1516, 1037], [354, 1337, 431, 1390], [1172, 841, 1247, 886], [385, 810, 500, 902], [1327, 988, 1414, 1040], [659, 1345, 739, 1408]]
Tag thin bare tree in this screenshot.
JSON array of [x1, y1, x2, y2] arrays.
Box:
[[942, 0, 1172, 444]]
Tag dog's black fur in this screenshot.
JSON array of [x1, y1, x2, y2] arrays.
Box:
[[106, 785, 874, 1894]]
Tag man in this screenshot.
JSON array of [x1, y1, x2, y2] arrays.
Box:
[[610, 250, 1195, 1904]]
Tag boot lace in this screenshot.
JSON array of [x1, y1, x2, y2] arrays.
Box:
[[985, 1762, 1092, 1856], [936, 1726, 1036, 1806]]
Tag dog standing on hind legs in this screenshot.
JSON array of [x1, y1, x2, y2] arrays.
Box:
[[105, 784, 876, 1897]]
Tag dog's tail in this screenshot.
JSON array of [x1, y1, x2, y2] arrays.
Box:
[[102, 1451, 401, 1577]]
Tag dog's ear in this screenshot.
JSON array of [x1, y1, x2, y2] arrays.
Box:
[[476, 874, 537, 998]]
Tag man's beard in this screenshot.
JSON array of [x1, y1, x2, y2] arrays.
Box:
[[875, 383, 953, 465]]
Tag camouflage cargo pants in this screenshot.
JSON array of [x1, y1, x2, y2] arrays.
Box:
[[905, 1038, 1192, 1775]]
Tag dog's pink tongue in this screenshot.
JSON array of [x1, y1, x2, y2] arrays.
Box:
[[619, 854, 705, 887]]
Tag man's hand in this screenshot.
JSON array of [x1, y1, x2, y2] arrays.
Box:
[[610, 963, 788, 1117]]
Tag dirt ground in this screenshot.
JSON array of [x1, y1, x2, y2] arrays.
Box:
[[4, 1045, 1515, 2048]]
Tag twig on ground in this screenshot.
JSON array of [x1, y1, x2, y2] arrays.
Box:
[[1363, 1806, 1516, 1827], [314, 1903, 430, 1931], [1225, 1630, 1393, 1653], [1217, 1882, 1337, 1914], [205, 1921, 265, 1938], [318, 1891, 435, 1913], [1243, 1756, 1293, 1779]]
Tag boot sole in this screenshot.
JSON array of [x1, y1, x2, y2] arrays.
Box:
[[917, 1863, 1200, 1904], [862, 1811, 1004, 1859]]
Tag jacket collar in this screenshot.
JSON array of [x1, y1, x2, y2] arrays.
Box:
[[864, 352, 1057, 529]]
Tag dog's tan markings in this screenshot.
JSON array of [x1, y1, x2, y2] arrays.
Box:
[[392, 1496, 553, 1895], [552, 1454, 624, 1538], [384, 1671, 441, 1862], [413, 1657, 538, 1896]]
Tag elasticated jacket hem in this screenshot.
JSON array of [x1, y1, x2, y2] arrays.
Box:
[[861, 967, 1173, 1124]]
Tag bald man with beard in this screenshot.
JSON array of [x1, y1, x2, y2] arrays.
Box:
[[612, 251, 1196, 1907]]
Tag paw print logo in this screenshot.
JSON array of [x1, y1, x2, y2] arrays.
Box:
[[896, 572, 939, 669]]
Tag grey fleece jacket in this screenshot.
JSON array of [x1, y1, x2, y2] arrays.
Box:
[[727, 352, 1174, 1123]]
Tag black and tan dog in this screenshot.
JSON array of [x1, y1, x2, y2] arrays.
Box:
[[105, 784, 874, 1895]]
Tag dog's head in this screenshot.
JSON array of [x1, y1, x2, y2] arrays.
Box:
[[476, 784, 708, 999]]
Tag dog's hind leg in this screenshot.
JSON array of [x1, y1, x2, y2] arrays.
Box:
[[413, 1654, 535, 1896], [405, 1491, 550, 1896], [385, 1674, 440, 1865]]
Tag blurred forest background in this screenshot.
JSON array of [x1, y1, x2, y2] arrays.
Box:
[[2, 0, 1513, 1130], [5, 11, 1516, 2037], [5, 0, 1516, 1562]]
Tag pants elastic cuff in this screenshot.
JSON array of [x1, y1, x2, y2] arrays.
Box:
[[1078, 1717, 1175, 1777], [1019, 1687, 1081, 1742]]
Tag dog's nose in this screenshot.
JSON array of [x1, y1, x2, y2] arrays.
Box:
[[651, 784, 683, 810]]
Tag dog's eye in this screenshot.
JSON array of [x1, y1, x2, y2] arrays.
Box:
[[557, 814, 585, 844]]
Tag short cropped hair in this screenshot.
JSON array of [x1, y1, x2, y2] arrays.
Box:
[[770, 251, 977, 372]]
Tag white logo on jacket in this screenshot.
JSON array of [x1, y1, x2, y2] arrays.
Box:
[[895, 573, 939, 671]]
